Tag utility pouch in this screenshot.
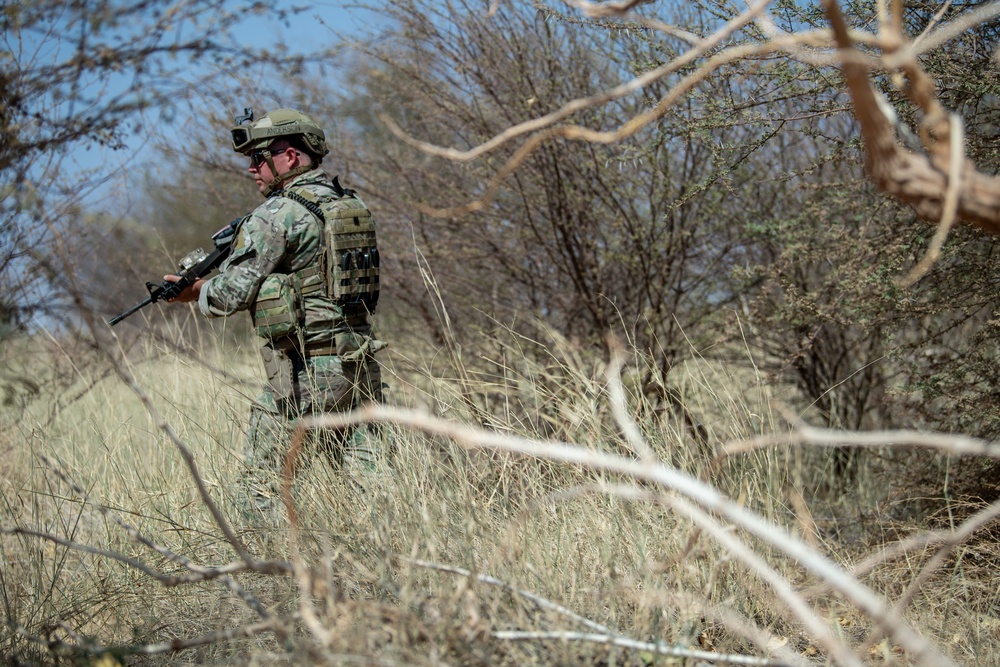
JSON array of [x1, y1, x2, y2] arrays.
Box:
[[252, 273, 303, 340], [325, 207, 380, 313], [334, 330, 363, 361], [260, 344, 295, 397]]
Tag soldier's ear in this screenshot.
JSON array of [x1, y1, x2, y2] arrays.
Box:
[[284, 148, 302, 168], [294, 149, 313, 167]]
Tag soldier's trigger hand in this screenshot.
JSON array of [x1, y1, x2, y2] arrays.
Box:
[[163, 275, 205, 303]]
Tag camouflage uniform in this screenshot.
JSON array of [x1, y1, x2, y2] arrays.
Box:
[[198, 168, 385, 514]]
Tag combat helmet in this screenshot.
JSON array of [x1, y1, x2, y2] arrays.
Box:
[[231, 108, 329, 158], [231, 108, 329, 196]]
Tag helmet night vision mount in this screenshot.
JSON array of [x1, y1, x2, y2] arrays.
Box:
[[230, 107, 329, 159]]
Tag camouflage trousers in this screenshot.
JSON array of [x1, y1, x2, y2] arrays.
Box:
[[237, 342, 385, 518]]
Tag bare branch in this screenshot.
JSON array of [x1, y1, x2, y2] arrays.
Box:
[[281, 425, 336, 647], [0, 525, 189, 585], [413, 34, 822, 218], [562, 0, 659, 20], [602, 352, 861, 666], [848, 496, 1000, 581], [911, 1, 1000, 54], [898, 113, 964, 287], [893, 496, 1000, 614], [404, 558, 614, 635], [301, 404, 958, 667], [501, 480, 812, 667], [102, 325, 255, 562], [823, 0, 1000, 235], [605, 342, 657, 462], [494, 630, 792, 667], [380, 0, 772, 165], [32, 455, 289, 618], [668, 496, 863, 667], [719, 423, 1000, 460], [11, 617, 284, 658]]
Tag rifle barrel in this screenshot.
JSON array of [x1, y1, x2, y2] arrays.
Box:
[[108, 295, 154, 326]]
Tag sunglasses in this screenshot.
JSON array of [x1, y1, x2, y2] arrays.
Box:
[[249, 149, 272, 168], [249, 145, 299, 168]]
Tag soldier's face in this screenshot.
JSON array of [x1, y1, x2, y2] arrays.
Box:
[[248, 143, 297, 193]]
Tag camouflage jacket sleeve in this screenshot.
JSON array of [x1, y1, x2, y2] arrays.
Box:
[[197, 202, 289, 318]]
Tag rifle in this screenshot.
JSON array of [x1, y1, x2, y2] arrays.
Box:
[[108, 219, 241, 326]]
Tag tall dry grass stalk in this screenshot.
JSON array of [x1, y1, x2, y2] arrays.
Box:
[[2, 319, 998, 666]]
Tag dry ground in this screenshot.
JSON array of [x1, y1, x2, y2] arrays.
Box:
[[2, 326, 998, 667]]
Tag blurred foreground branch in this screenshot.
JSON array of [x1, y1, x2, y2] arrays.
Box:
[[300, 401, 977, 667]]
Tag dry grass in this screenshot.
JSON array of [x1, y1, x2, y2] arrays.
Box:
[[2, 322, 999, 667]]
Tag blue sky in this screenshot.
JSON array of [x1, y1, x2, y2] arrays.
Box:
[[55, 0, 385, 213]]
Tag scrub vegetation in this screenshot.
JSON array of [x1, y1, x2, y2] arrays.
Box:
[[4, 1, 1000, 666]]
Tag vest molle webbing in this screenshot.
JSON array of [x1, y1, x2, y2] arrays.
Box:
[[281, 185, 380, 314]]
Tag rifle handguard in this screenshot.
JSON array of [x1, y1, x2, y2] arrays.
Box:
[[108, 218, 241, 326]]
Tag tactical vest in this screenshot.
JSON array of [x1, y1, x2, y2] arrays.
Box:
[[250, 177, 380, 349]]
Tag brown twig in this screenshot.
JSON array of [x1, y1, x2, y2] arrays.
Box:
[[97, 331, 255, 562], [301, 404, 958, 667], [823, 0, 1000, 235]]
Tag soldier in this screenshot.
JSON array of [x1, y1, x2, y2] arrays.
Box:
[[165, 108, 386, 517]]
